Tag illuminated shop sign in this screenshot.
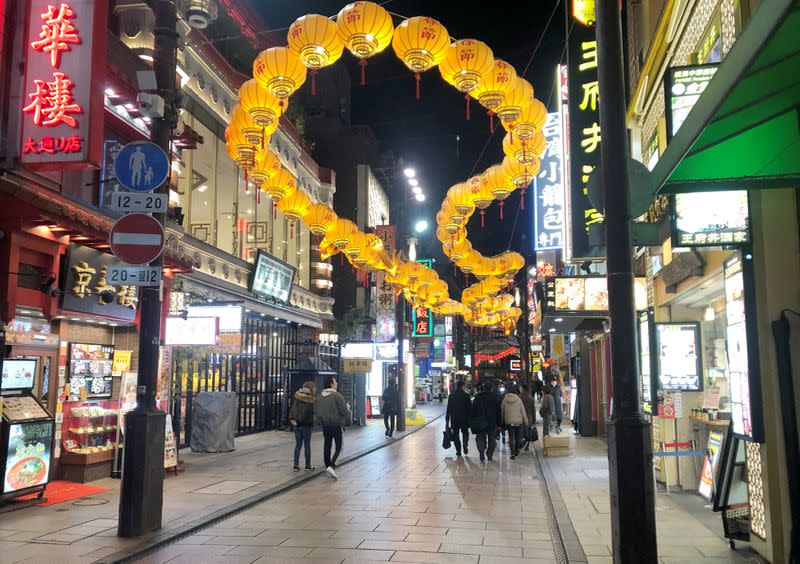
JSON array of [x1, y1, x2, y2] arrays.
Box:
[[62, 245, 138, 322], [655, 322, 702, 392], [674, 190, 749, 246], [544, 276, 647, 312], [534, 111, 565, 251], [412, 259, 434, 338], [665, 64, 719, 140], [251, 251, 295, 303], [374, 226, 396, 343], [21, 1, 107, 169], [566, 6, 604, 260]]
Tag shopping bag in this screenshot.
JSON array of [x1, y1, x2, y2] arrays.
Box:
[[442, 427, 453, 449]]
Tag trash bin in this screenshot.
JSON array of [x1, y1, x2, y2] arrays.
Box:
[[190, 391, 237, 452]]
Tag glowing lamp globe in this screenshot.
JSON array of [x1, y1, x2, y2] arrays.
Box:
[[253, 47, 307, 100], [336, 2, 394, 59], [287, 14, 345, 70], [263, 167, 298, 202], [439, 39, 494, 93], [494, 78, 534, 124], [303, 203, 338, 236], [328, 218, 359, 250], [503, 98, 547, 141]]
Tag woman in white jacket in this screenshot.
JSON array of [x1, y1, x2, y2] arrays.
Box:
[[501, 382, 529, 459]]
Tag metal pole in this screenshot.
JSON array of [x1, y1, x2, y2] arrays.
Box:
[[118, 0, 178, 538], [396, 293, 406, 431], [596, 1, 658, 561]]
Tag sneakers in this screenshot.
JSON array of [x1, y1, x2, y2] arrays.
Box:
[[479, 454, 485, 462], [464, 447, 469, 455], [325, 466, 338, 479], [293, 465, 300, 471], [304, 465, 315, 471], [511, 455, 516, 460], [385, 430, 390, 437]]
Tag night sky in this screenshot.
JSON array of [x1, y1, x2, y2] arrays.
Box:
[[248, 0, 567, 288]]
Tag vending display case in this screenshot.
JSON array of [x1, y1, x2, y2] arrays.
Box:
[[60, 400, 119, 465], [1, 359, 55, 503]]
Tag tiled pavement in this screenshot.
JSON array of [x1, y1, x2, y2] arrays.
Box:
[[137, 415, 559, 564], [0, 404, 444, 564]]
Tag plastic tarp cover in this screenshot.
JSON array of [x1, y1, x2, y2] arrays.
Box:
[[190, 391, 238, 452]]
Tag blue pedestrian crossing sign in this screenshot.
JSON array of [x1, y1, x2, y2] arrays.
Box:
[[114, 141, 169, 193]]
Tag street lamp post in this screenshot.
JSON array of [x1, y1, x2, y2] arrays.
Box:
[[596, 1, 658, 561]]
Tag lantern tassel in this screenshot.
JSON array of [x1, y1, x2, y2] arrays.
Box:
[[278, 100, 284, 125], [359, 59, 367, 86], [499, 200, 504, 220], [261, 127, 265, 149], [415, 73, 421, 100], [273, 202, 277, 220], [480, 209, 485, 228], [310, 69, 317, 96], [488, 110, 494, 133], [465, 94, 471, 120], [510, 124, 514, 145], [290, 221, 295, 239], [520, 188, 525, 210], [257, 190, 261, 205]]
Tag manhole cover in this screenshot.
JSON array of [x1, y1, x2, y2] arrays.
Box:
[[72, 498, 109, 506]]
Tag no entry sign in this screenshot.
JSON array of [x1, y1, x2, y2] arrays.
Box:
[[109, 213, 165, 265]]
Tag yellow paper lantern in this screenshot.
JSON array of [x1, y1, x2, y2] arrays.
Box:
[[263, 167, 298, 202], [224, 125, 259, 169], [344, 230, 365, 261], [503, 98, 547, 141], [494, 78, 534, 124], [446, 182, 476, 220], [277, 189, 312, 237], [392, 16, 450, 98], [253, 47, 307, 100], [438, 39, 494, 93], [238, 79, 285, 129], [319, 236, 339, 260], [502, 130, 546, 165], [457, 249, 480, 275], [248, 149, 281, 187], [288, 14, 344, 70], [469, 59, 518, 110], [501, 156, 539, 188], [303, 203, 338, 236], [447, 238, 472, 263], [463, 174, 494, 228], [230, 104, 265, 147], [336, 2, 394, 84], [328, 218, 359, 250]]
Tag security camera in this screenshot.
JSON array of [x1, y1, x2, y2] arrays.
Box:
[[137, 92, 165, 118]]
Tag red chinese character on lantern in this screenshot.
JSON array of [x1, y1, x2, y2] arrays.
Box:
[[420, 27, 436, 40], [346, 10, 361, 23], [460, 49, 475, 62], [22, 72, 82, 127], [30, 3, 80, 69]]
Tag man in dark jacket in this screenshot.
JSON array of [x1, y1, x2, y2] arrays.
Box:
[[446, 380, 471, 456], [316, 376, 350, 479], [381, 379, 400, 437], [519, 384, 536, 451], [471, 380, 498, 462]]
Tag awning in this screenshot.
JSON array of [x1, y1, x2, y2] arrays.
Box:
[[651, 0, 800, 193]]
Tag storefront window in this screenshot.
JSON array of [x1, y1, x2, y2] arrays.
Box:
[[187, 117, 216, 244], [216, 138, 238, 255]]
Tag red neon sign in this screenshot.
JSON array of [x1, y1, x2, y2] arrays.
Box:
[[30, 3, 81, 68]]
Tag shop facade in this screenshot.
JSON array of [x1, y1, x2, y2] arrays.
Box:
[[0, 0, 335, 490]]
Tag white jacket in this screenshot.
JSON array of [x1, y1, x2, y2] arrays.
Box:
[[502, 393, 529, 426]]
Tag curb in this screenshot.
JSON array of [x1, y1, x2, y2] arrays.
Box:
[[95, 413, 444, 564], [533, 435, 589, 564]]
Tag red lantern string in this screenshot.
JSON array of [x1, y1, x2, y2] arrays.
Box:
[[465, 94, 471, 120], [261, 127, 265, 149], [510, 123, 514, 145], [415, 73, 421, 100], [480, 209, 485, 228], [310, 69, 317, 96], [359, 59, 367, 86], [488, 110, 494, 133], [499, 200, 504, 220], [273, 201, 277, 220], [290, 221, 295, 239], [257, 190, 261, 205]]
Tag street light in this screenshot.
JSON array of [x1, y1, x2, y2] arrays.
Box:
[[414, 193, 425, 202], [408, 178, 419, 187], [412, 186, 422, 195], [414, 219, 429, 233], [403, 167, 416, 178]]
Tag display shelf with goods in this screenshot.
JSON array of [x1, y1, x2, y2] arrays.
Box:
[[58, 400, 120, 481], [66, 343, 115, 400]]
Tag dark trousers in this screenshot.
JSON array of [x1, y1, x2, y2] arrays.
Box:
[[293, 425, 312, 467], [475, 430, 497, 460], [507, 425, 522, 456], [384, 413, 397, 434], [451, 424, 469, 454], [322, 425, 343, 468]]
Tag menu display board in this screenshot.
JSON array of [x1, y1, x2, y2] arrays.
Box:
[[1, 397, 49, 421], [665, 64, 719, 139], [251, 251, 295, 303], [164, 316, 219, 346], [674, 191, 749, 246], [724, 252, 754, 440], [1, 359, 38, 391], [698, 431, 725, 500], [68, 343, 114, 400], [655, 323, 703, 391], [547, 277, 647, 312], [3, 421, 53, 493]]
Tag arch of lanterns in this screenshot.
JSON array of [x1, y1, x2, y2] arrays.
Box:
[[225, 2, 548, 334]]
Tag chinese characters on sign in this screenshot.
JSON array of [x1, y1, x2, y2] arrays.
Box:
[[21, 1, 106, 168], [343, 358, 373, 373], [374, 226, 396, 343], [566, 5, 604, 260], [666, 64, 719, 139], [674, 190, 749, 246], [62, 245, 138, 322], [412, 259, 434, 338], [534, 112, 565, 251]]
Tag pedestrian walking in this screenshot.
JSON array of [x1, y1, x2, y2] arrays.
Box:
[[470, 380, 499, 462], [316, 376, 350, 479], [532, 374, 544, 400], [381, 378, 400, 437], [288, 381, 317, 471], [551, 377, 564, 433], [540, 385, 555, 437], [438, 382, 446, 403], [501, 382, 528, 459], [446, 380, 471, 457], [519, 384, 536, 450]]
